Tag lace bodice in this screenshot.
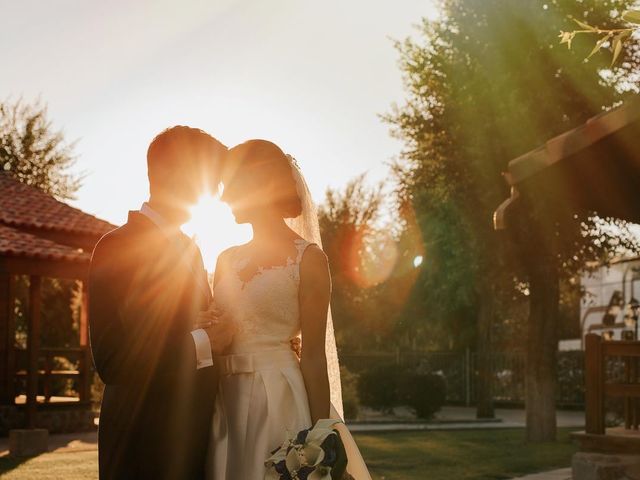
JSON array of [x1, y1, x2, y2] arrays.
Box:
[[213, 238, 312, 354]]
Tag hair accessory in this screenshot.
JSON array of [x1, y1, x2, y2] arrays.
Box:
[[286, 154, 301, 171]]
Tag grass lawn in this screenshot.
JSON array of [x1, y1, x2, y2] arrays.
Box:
[[0, 428, 579, 480], [356, 428, 579, 480]]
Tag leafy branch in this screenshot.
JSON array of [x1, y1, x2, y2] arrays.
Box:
[[559, 10, 640, 65]]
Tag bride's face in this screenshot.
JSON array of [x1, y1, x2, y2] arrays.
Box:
[[223, 176, 277, 224]]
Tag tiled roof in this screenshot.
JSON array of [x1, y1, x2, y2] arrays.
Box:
[[0, 173, 115, 236], [0, 224, 89, 263]]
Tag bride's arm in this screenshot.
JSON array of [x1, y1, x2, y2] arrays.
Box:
[[299, 245, 332, 424]]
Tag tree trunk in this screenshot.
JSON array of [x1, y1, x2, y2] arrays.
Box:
[[475, 287, 495, 419], [526, 258, 559, 442]]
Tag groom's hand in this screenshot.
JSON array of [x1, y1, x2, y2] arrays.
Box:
[[196, 309, 236, 355]]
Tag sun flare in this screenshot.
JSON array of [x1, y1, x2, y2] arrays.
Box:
[[182, 194, 252, 272]]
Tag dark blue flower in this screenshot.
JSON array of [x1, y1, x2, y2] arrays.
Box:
[[296, 465, 315, 480], [274, 460, 293, 480], [295, 428, 310, 445], [320, 430, 348, 479], [319, 434, 338, 466]]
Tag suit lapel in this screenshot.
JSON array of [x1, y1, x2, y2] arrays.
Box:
[[127, 212, 212, 303]]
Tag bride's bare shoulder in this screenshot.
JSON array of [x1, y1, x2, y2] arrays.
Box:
[[299, 244, 331, 296], [300, 244, 330, 276], [303, 243, 327, 260], [216, 244, 247, 266]]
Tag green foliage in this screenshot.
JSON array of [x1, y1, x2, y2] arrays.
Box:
[[384, 0, 640, 352], [357, 364, 399, 413], [13, 277, 81, 350], [319, 176, 427, 352], [319, 176, 386, 350], [339, 366, 361, 420], [12, 277, 82, 397], [559, 14, 637, 65], [0, 97, 80, 200], [398, 372, 446, 419], [357, 364, 446, 418], [623, 9, 640, 24]]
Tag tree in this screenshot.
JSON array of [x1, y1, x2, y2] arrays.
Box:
[[0, 97, 80, 200], [386, 0, 640, 440], [560, 9, 640, 65], [1, 98, 83, 395], [319, 176, 386, 351]]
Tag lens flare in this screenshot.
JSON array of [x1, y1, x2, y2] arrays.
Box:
[[182, 194, 251, 271], [351, 231, 399, 288]]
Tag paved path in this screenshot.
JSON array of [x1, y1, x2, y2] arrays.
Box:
[[510, 468, 572, 480], [0, 430, 97, 457], [350, 406, 584, 432]]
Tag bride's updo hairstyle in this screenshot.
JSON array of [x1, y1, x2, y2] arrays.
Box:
[[222, 139, 302, 219]]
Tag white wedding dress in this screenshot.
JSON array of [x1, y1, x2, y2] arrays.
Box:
[[206, 238, 315, 480], [206, 238, 371, 479]]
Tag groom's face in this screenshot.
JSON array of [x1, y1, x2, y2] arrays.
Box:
[[147, 126, 226, 221]]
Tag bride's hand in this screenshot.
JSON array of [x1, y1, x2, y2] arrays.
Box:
[[196, 307, 237, 354], [194, 304, 225, 330]]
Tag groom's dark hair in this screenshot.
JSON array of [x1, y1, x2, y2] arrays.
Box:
[[147, 126, 226, 196]]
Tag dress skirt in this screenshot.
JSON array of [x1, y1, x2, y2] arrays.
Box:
[[206, 348, 312, 480]]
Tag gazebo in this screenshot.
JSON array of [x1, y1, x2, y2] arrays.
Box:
[[494, 98, 640, 477], [0, 173, 115, 433]]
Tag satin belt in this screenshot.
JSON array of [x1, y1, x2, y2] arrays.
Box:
[[217, 349, 300, 376]]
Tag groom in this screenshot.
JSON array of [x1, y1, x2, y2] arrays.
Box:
[[89, 126, 233, 479]]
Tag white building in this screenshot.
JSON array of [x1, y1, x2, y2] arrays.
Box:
[[560, 258, 640, 351]]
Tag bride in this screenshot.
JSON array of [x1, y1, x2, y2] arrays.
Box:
[[203, 139, 370, 479]]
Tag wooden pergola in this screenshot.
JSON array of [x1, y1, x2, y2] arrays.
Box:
[[0, 173, 115, 430], [494, 98, 640, 456]]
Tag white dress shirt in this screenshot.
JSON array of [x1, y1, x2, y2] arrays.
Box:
[[139, 202, 214, 370]]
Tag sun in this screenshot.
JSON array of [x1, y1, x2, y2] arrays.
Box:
[[182, 194, 252, 272]]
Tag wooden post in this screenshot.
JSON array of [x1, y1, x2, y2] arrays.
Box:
[[79, 282, 90, 403], [26, 275, 41, 428], [585, 333, 605, 434], [79, 282, 88, 347], [43, 352, 51, 403], [0, 273, 15, 404]]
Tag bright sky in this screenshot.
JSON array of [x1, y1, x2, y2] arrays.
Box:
[[1, 0, 436, 269]]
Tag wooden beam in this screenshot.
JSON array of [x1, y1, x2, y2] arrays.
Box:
[[5, 226, 104, 251], [604, 383, 640, 397], [26, 275, 41, 428], [571, 430, 640, 455], [602, 341, 640, 357], [0, 257, 88, 280]]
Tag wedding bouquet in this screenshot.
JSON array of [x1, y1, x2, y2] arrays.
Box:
[[265, 419, 354, 480]]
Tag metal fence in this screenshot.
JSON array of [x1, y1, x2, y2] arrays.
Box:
[[340, 349, 587, 408]]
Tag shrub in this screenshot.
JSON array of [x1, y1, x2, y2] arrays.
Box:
[[339, 366, 360, 420], [398, 372, 446, 420], [357, 363, 399, 413]]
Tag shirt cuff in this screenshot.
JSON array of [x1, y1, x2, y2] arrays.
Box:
[[190, 329, 214, 369]]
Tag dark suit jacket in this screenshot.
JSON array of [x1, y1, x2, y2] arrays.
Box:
[[88, 211, 218, 480]]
